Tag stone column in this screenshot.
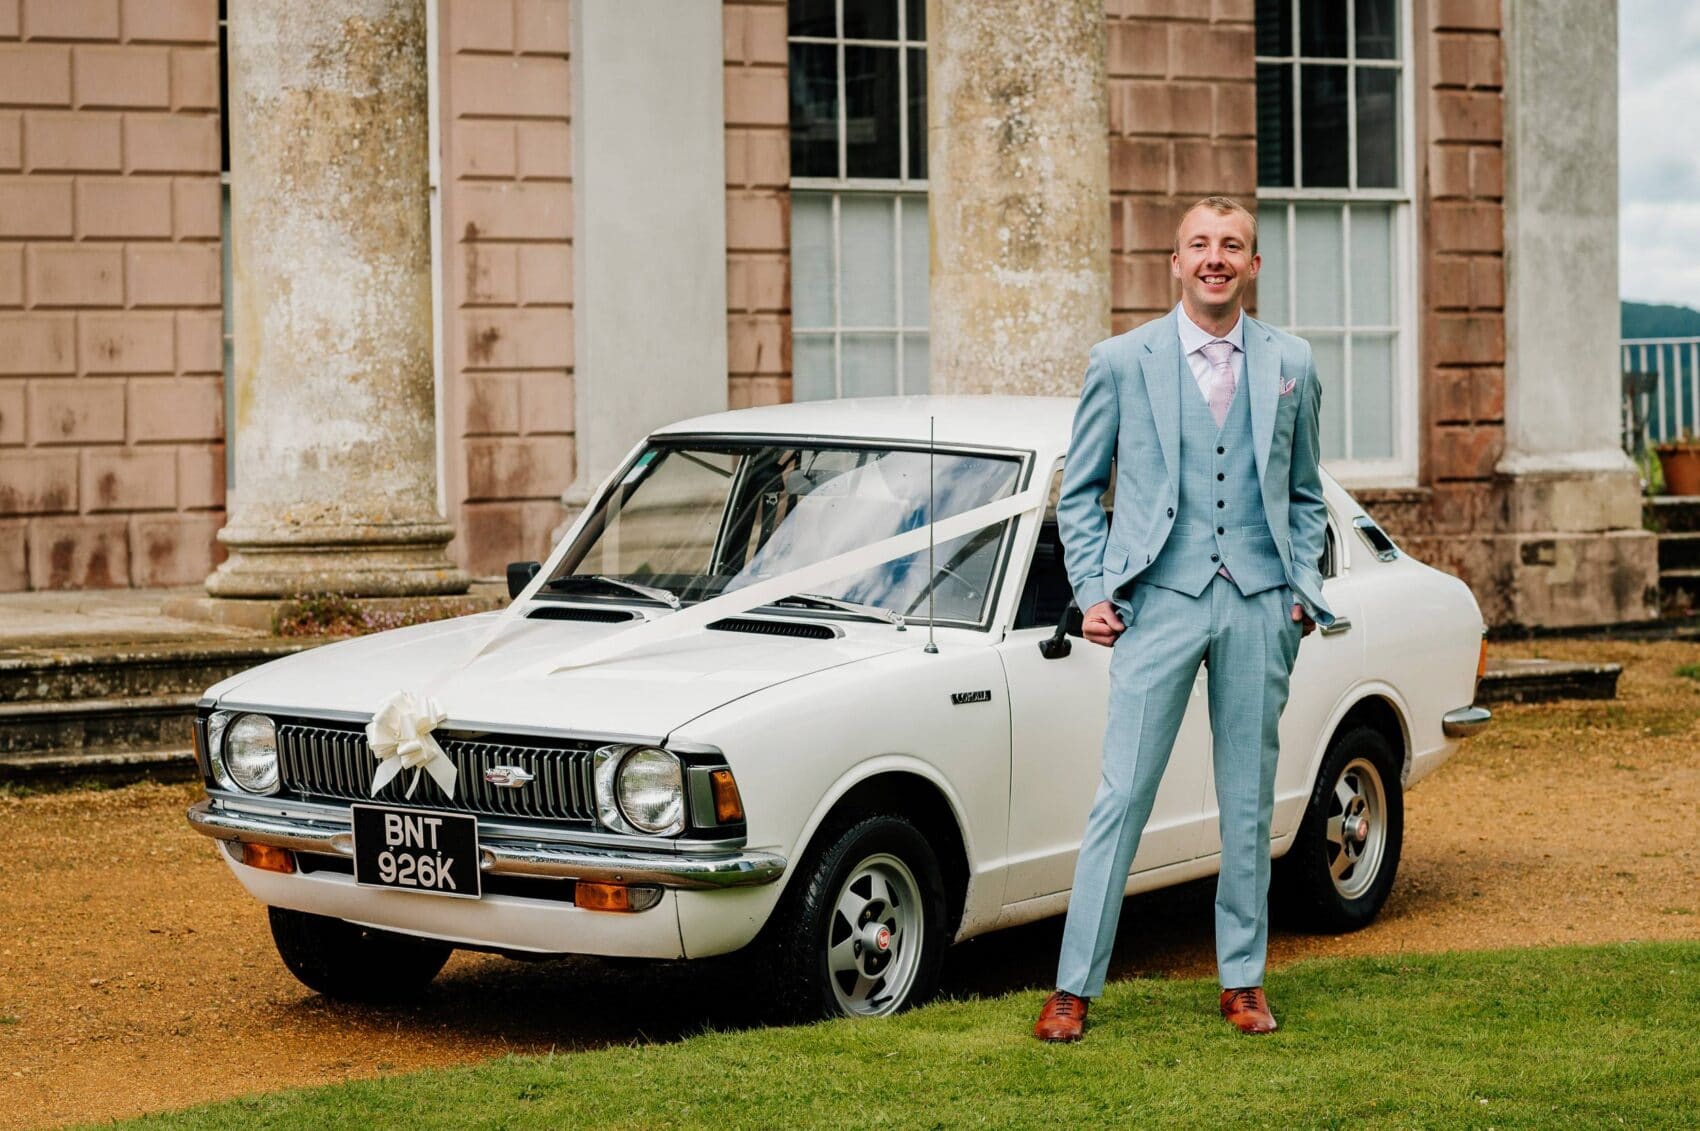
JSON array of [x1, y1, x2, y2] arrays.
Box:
[[1497, 0, 1656, 624], [926, 0, 1111, 396], [558, 0, 728, 532], [207, 0, 468, 597]]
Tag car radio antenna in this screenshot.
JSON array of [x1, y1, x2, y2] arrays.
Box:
[[925, 415, 939, 655]]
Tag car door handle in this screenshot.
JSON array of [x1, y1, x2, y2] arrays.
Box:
[[1319, 616, 1352, 637]]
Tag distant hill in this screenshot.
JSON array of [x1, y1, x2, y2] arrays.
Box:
[[1623, 300, 1700, 339]]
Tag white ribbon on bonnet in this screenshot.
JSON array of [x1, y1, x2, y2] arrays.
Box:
[[361, 479, 1050, 799]]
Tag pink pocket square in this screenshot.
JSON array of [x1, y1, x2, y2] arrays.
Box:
[[1278, 377, 1298, 397]]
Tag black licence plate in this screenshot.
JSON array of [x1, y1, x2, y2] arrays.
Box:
[[351, 804, 481, 899]]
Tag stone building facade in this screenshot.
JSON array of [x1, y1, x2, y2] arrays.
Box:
[[0, 0, 1655, 628]]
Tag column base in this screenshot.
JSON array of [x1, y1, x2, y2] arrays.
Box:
[[206, 522, 471, 599]]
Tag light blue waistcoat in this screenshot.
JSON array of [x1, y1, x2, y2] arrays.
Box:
[[1137, 354, 1287, 598]]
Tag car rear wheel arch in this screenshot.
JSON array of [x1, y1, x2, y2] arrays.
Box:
[[1331, 694, 1410, 785]]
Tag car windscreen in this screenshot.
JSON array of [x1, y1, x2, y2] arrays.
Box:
[[545, 441, 1025, 626]]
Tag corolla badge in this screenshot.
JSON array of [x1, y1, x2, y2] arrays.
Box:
[[483, 765, 535, 789]]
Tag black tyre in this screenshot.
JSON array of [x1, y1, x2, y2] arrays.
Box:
[[268, 906, 452, 1003], [1273, 725, 1404, 933], [759, 814, 948, 1021]]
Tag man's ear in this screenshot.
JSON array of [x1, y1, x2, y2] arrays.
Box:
[[1170, 251, 1181, 280]]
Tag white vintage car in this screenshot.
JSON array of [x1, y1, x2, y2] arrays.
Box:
[[187, 396, 1490, 1018]]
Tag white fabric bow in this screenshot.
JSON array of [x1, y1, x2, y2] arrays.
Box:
[[366, 690, 457, 800]]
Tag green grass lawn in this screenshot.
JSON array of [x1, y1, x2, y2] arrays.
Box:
[[126, 942, 1698, 1130]]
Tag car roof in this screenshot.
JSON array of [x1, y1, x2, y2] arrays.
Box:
[[651, 393, 1356, 516], [653, 395, 1078, 455]]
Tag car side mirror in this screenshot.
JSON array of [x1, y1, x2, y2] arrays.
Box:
[[507, 560, 541, 599], [1038, 602, 1081, 660]]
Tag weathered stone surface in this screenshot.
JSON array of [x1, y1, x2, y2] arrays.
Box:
[[209, 0, 468, 598], [927, 0, 1111, 396]]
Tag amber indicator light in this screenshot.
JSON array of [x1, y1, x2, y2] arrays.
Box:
[[1477, 639, 1488, 682], [241, 843, 295, 874], [576, 882, 635, 912], [710, 769, 745, 823]]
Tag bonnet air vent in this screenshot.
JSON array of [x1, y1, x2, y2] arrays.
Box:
[[527, 606, 641, 623], [708, 617, 839, 640]]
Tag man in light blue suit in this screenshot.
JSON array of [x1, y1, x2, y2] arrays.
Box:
[[1033, 196, 1335, 1041]]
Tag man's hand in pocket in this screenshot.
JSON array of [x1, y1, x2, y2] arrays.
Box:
[[1083, 600, 1125, 647]]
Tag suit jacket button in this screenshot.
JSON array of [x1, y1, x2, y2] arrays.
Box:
[[1166, 507, 1174, 517]]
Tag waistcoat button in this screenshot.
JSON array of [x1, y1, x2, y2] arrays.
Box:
[[1217, 526, 1225, 535], [1217, 472, 1225, 481], [1210, 554, 1220, 563], [1217, 446, 1225, 455]]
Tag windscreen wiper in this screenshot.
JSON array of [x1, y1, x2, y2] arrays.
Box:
[[541, 574, 681, 609], [768, 592, 905, 627]]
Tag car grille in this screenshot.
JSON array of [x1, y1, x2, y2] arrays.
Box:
[[276, 721, 599, 824]]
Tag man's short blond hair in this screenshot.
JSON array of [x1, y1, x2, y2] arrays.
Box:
[[1174, 195, 1257, 255]]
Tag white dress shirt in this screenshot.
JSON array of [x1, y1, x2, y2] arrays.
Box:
[[1174, 302, 1245, 401]]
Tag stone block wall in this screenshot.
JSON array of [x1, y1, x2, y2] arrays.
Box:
[[1103, 0, 1257, 332], [0, 0, 223, 591], [724, 0, 790, 410], [437, 0, 576, 579], [1355, 0, 1512, 621]]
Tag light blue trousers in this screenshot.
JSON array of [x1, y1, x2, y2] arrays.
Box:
[[1056, 574, 1302, 996]]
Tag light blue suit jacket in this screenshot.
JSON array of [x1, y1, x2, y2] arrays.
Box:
[[1058, 309, 1336, 627]]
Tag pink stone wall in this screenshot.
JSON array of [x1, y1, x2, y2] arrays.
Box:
[[437, 0, 576, 579], [0, 0, 223, 590]]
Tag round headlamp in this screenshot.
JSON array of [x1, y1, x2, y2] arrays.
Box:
[[594, 745, 684, 836], [224, 713, 280, 794]]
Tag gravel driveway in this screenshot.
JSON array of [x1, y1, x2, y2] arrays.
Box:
[[3, 638, 1697, 1129]]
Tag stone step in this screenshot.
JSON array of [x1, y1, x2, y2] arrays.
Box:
[[0, 745, 197, 784], [1478, 658, 1620, 704], [0, 640, 309, 704], [1647, 496, 1700, 534], [0, 694, 201, 757], [1657, 531, 1700, 571]]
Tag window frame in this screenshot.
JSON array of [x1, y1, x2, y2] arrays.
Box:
[[788, 0, 930, 400], [1254, 0, 1420, 487]]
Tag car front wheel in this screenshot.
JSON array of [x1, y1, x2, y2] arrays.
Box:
[[1273, 726, 1404, 933], [760, 814, 947, 1020], [268, 906, 453, 1002]]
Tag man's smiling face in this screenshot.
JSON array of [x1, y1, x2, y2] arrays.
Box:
[[1171, 205, 1260, 323]]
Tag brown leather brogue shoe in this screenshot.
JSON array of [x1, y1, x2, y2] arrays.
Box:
[[1219, 986, 1278, 1034], [1033, 989, 1088, 1042]]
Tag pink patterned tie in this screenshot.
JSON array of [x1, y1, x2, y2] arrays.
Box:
[[1201, 339, 1237, 427]]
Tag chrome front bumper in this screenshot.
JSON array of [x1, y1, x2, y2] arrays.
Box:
[[187, 798, 787, 890], [1442, 705, 1492, 738]]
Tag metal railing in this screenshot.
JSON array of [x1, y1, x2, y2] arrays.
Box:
[[1622, 338, 1700, 455]]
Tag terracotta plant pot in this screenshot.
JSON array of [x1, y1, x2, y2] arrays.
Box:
[[1655, 444, 1700, 496]]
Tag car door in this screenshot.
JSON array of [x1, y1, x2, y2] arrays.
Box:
[[1197, 513, 1366, 852], [996, 512, 1212, 906]]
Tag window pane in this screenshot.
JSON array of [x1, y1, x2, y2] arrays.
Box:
[[843, 333, 898, 396], [1256, 63, 1294, 187], [901, 195, 928, 326], [789, 0, 836, 37], [844, 45, 901, 178], [903, 333, 929, 394], [789, 43, 839, 178], [1355, 0, 1398, 59], [791, 193, 835, 328], [907, 47, 927, 179], [1255, 204, 1288, 324], [905, 0, 926, 39], [1293, 204, 1344, 326], [1299, 64, 1349, 187], [844, 0, 899, 41], [1255, 0, 1291, 56], [1299, 0, 1347, 57], [1349, 202, 1393, 324], [1310, 332, 1347, 459], [841, 195, 896, 326], [1351, 333, 1396, 459], [794, 334, 836, 401], [1355, 67, 1399, 188]]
